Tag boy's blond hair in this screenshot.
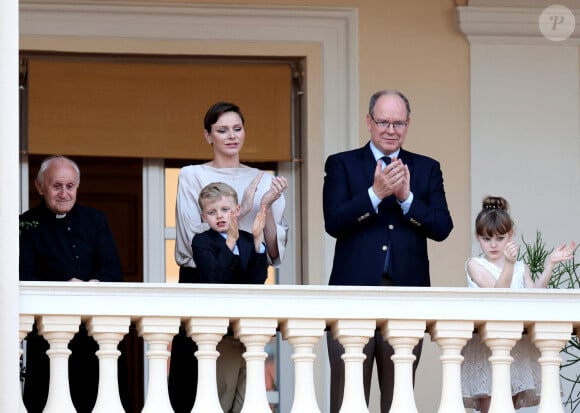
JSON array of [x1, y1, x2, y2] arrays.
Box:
[[198, 182, 239, 211]]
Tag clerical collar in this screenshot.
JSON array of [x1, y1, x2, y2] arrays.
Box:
[[56, 213, 67, 219]]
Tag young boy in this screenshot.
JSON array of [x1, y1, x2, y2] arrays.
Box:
[[193, 181, 267, 284], [192, 181, 268, 413]]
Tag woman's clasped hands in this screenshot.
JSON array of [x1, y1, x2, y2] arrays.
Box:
[[261, 176, 288, 208], [240, 171, 287, 216]]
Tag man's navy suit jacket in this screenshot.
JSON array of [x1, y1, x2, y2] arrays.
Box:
[[192, 228, 267, 284], [323, 143, 453, 287]]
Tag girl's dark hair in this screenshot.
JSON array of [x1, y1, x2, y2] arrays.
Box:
[[203, 101, 245, 132], [475, 196, 514, 237]]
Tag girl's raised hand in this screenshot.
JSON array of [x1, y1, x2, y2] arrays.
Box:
[[503, 241, 518, 264], [549, 241, 576, 265]]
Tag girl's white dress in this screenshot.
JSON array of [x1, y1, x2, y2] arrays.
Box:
[[461, 257, 542, 410]]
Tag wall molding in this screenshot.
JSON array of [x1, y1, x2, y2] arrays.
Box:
[[458, 5, 580, 45]]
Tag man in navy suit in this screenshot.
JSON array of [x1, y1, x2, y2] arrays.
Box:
[[323, 90, 453, 412]]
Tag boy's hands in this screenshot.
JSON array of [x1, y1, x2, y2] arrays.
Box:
[[225, 209, 239, 251]]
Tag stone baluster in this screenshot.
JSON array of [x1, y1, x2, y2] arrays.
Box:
[[138, 316, 180, 413], [38, 315, 80, 413], [429, 320, 474, 413], [528, 321, 573, 413], [480, 321, 522, 413], [233, 318, 277, 413], [86, 316, 130, 413], [19, 315, 34, 413], [330, 319, 375, 413], [186, 317, 229, 413], [380, 319, 426, 413], [280, 319, 326, 413]]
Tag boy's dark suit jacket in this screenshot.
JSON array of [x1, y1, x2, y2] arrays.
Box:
[[323, 143, 454, 287], [192, 228, 268, 284], [170, 228, 268, 413]]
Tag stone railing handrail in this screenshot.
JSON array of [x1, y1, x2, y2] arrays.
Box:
[[20, 282, 580, 320], [19, 282, 580, 413]]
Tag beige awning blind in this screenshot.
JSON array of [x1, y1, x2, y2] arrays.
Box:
[[27, 57, 293, 161]]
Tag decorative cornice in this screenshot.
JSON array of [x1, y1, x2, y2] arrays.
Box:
[[458, 5, 580, 45], [19, 1, 356, 42]]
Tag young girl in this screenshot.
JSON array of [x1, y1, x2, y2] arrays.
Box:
[[461, 195, 576, 412]]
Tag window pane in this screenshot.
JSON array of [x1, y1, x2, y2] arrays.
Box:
[[165, 239, 179, 283], [165, 168, 179, 227]]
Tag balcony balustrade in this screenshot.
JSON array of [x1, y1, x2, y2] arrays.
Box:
[[19, 282, 580, 413]]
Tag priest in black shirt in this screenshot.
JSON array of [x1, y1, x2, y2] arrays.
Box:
[[19, 155, 124, 413]]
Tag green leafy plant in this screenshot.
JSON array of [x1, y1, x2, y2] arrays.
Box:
[[19, 220, 38, 235], [520, 231, 580, 411]]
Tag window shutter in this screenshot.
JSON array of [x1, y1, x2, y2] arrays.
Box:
[[26, 56, 292, 161]]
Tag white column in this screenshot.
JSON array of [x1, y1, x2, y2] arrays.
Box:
[[380, 319, 426, 413], [330, 319, 375, 413], [86, 316, 131, 413], [429, 320, 474, 413], [480, 321, 522, 413], [233, 318, 277, 413], [0, 0, 20, 412], [38, 315, 81, 413], [138, 316, 180, 413], [529, 322, 573, 413], [19, 315, 35, 413], [186, 317, 229, 413], [280, 319, 325, 413], [459, 5, 580, 252]]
